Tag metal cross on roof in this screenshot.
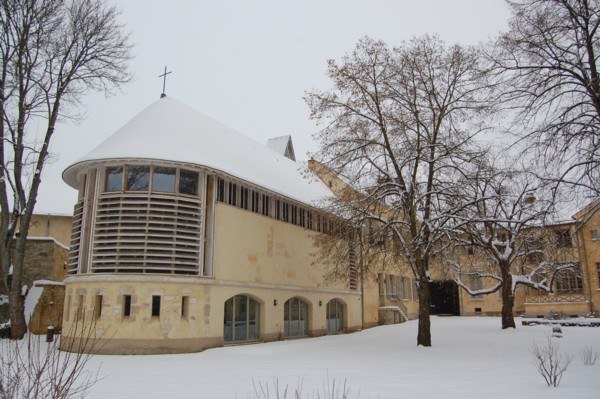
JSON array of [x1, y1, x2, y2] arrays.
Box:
[[159, 66, 172, 98]]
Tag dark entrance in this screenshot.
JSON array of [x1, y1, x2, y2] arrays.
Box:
[[429, 280, 460, 315]]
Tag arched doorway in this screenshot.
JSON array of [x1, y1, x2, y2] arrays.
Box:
[[326, 299, 344, 333], [284, 297, 308, 337], [224, 295, 260, 342]]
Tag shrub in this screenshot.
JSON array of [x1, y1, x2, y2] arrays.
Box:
[[530, 335, 573, 387], [580, 346, 598, 366]]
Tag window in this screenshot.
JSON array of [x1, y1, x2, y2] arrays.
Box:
[[402, 277, 411, 300], [94, 295, 103, 320], [217, 178, 225, 202], [224, 295, 259, 342], [240, 187, 249, 210], [326, 299, 344, 334], [228, 182, 237, 206], [181, 296, 189, 319], [261, 194, 270, 216], [592, 230, 599, 241], [275, 199, 281, 220], [385, 275, 394, 299], [251, 191, 260, 213], [469, 275, 483, 300], [152, 167, 176, 192], [127, 166, 150, 191], [397, 276, 404, 299], [76, 294, 84, 321], [179, 169, 199, 196], [123, 295, 132, 317], [555, 230, 572, 247], [105, 167, 123, 191], [555, 264, 583, 294], [413, 279, 419, 301], [284, 297, 308, 338], [596, 263, 600, 287], [151, 295, 161, 317], [282, 202, 290, 222]]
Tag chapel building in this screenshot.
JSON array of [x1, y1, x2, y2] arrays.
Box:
[[59, 97, 382, 354]]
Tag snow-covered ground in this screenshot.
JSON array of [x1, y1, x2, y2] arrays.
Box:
[[81, 317, 598, 399]]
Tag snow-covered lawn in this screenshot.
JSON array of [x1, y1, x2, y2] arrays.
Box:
[[83, 316, 597, 399]]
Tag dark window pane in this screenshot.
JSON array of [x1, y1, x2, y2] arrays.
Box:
[[179, 170, 198, 196], [284, 297, 308, 337], [327, 299, 343, 333], [127, 166, 150, 191], [123, 295, 131, 317], [151, 295, 161, 317], [224, 298, 234, 341], [105, 167, 123, 191], [153, 167, 176, 192], [224, 295, 259, 342]]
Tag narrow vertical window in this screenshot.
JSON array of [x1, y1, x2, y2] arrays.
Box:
[[181, 296, 189, 319], [275, 199, 281, 220], [65, 295, 71, 322], [251, 191, 260, 213], [94, 295, 103, 321], [261, 194, 270, 216], [151, 295, 161, 317], [217, 178, 225, 202], [228, 182, 237, 206], [123, 295, 132, 317], [76, 294, 84, 321], [240, 187, 249, 209], [592, 229, 599, 241]]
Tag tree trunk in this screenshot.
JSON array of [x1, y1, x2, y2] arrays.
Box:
[[9, 285, 26, 339], [9, 238, 28, 339], [500, 267, 516, 329], [417, 269, 432, 347]]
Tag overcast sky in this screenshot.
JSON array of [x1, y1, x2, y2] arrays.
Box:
[[37, 0, 511, 214]]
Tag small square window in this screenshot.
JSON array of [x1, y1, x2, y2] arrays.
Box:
[[127, 166, 150, 191], [152, 167, 176, 192], [592, 230, 599, 241], [105, 167, 123, 192], [179, 170, 199, 196]]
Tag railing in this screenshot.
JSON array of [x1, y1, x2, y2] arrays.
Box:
[[525, 293, 586, 303]]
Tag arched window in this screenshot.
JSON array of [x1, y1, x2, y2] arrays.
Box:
[[284, 297, 308, 337], [224, 295, 259, 342], [326, 299, 344, 333]]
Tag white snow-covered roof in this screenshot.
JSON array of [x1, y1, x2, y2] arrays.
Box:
[[63, 96, 332, 205]]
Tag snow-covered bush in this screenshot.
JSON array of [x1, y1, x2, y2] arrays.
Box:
[[530, 335, 573, 387], [249, 375, 356, 399], [0, 322, 103, 399], [580, 346, 598, 366]]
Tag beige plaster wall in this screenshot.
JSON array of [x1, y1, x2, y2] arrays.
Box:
[[213, 203, 348, 290], [577, 210, 600, 316], [28, 214, 73, 247], [60, 276, 365, 354], [61, 204, 374, 354]]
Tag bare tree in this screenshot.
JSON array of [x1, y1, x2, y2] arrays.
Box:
[[450, 164, 578, 329], [0, 0, 132, 339], [305, 36, 491, 347], [493, 0, 600, 197]]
